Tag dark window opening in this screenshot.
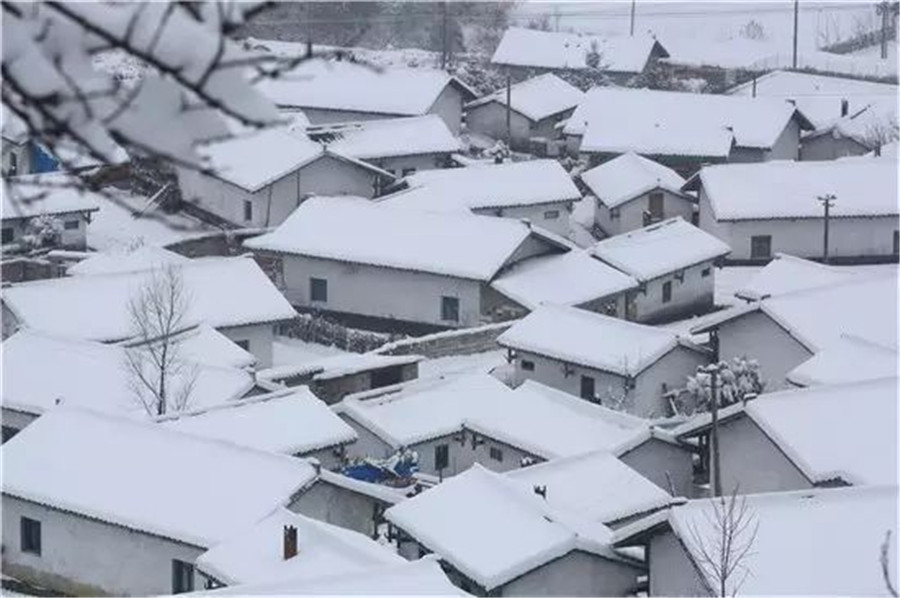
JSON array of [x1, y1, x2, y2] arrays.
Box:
[[243, 200, 253, 222], [234, 340, 250, 351], [441, 296, 459, 322], [2, 425, 20, 443], [310, 277, 328, 303], [543, 210, 560, 220], [402, 167, 416, 177], [21, 517, 41, 555], [662, 280, 673, 303], [648, 192, 664, 219], [63, 220, 79, 230], [893, 231, 899, 255], [2, 227, 14, 245], [701, 267, 711, 277], [580, 375, 595, 401], [371, 366, 403, 389], [9, 152, 18, 176], [435, 444, 449, 471], [521, 360, 535, 372], [750, 235, 772, 259], [489, 446, 503, 462], [172, 560, 194, 594]]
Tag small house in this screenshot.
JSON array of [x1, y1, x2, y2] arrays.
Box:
[[464, 74, 583, 151], [384, 465, 645, 596], [176, 127, 393, 227], [256, 58, 476, 134], [613, 485, 898, 596], [563, 88, 813, 172], [304, 115, 461, 177], [243, 196, 570, 330], [497, 305, 710, 418], [591, 217, 731, 322], [580, 152, 694, 237], [687, 159, 899, 263], [159, 388, 359, 470], [378, 159, 582, 237], [1, 256, 297, 367], [2, 174, 101, 251], [1, 406, 318, 596]]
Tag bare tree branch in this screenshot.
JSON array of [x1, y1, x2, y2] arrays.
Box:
[[882, 530, 899, 597]]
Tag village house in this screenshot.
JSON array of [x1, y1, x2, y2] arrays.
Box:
[[2, 174, 101, 251], [176, 126, 393, 227], [385, 465, 645, 596], [563, 88, 814, 173], [193, 507, 402, 590], [159, 388, 359, 470], [464, 74, 584, 152], [671, 378, 897, 495], [731, 253, 860, 303], [243, 196, 571, 331], [497, 305, 710, 418], [692, 273, 897, 389], [377, 159, 582, 237], [1, 256, 297, 367], [0, 329, 254, 442], [0, 407, 319, 596], [256, 58, 476, 134], [491, 27, 669, 80], [490, 249, 638, 319], [799, 104, 894, 160], [591, 217, 731, 323], [786, 334, 898, 387], [687, 159, 899, 263], [303, 115, 461, 178], [579, 152, 695, 237], [613, 485, 898, 597], [506, 451, 675, 529]]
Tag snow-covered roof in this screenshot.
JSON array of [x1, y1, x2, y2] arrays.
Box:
[[2, 257, 296, 342], [194, 556, 467, 596], [687, 159, 899, 221], [1, 106, 29, 144], [746, 378, 897, 485], [803, 101, 897, 148], [465, 74, 584, 122], [385, 465, 629, 590], [258, 352, 422, 384], [591, 217, 730, 281], [305, 115, 461, 159], [1, 406, 317, 548], [257, 58, 474, 115], [498, 305, 693, 377], [160, 388, 357, 455], [726, 70, 899, 130], [491, 27, 667, 74], [787, 335, 899, 387], [143, 323, 257, 370], [491, 249, 637, 310], [243, 196, 538, 281], [565, 88, 808, 154], [1, 329, 253, 418], [67, 245, 189, 276], [733, 253, 860, 302], [506, 451, 673, 523], [668, 485, 898, 596], [580, 152, 689, 209], [2, 174, 102, 221], [195, 507, 402, 586], [379, 159, 581, 212]]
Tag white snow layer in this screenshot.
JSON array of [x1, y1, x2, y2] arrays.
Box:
[[580, 152, 687, 209], [466, 74, 584, 122], [306, 115, 461, 160], [67, 245, 188, 276]]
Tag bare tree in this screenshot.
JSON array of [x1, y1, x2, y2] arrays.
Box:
[[864, 117, 900, 153], [124, 265, 197, 416], [882, 530, 898, 597], [686, 487, 760, 597]]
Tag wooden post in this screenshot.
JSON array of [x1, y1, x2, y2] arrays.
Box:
[[752, 76, 757, 98], [818, 194, 836, 264], [792, 0, 799, 69], [709, 364, 722, 498]]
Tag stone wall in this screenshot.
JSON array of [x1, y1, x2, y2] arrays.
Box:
[[375, 320, 516, 359]]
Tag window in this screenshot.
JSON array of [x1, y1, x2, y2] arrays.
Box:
[[172, 560, 194, 594], [701, 267, 711, 277], [434, 444, 449, 471], [243, 200, 253, 222], [489, 447, 504, 462], [8, 152, 18, 176], [2, 227, 13, 245], [371, 366, 403, 388], [521, 360, 535, 372], [441, 296, 459, 322], [63, 220, 79, 230], [894, 231, 899, 255], [609, 207, 620, 220], [750, 235, 772, 260], [234, 340, 250, 351], [662, 280, 673, 303], [543, 209, 560, 220], [648, 192, 664, 219], [310, 277, 328, 303], [20, 517, 41, 555], [580, 375, 595, 400]]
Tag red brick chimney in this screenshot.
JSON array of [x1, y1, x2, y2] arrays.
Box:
[[283, 524, 298, 560]]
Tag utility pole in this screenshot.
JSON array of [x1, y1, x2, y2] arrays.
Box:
[[440, 1, 448, 70], [630, 0, 636, 37], [876, 1, 899, 61], [818, 194, 836, 264], [752, 75, 757, 98], [792, 0, 799, 69], [707, 363, 722, 498], [506, 72, 512, 149]]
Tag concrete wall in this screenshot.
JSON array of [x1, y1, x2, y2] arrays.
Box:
[[312, 363, 419, 404], [594, 189, 695, 238], [619, 438, 695, 498], [465, 102, 532, 149], [766, 118, 801, 161], [376, 320, 516, 358], [279, 253, 485, 328], [715, 309, 813, 389], [289, 480, 383, 538], [340, 413, 395, 461], [2, 496, 205, 596], [716, 414, 813, 494], [217, 322, 275, 369], [427, 84, 466, 135], [631, 346, 710, 418], [627, 261, 718, 324], [475, 201, 573, 238], [648, 530, 710, 597], [501, 550, 642, 597], [365, 153, 450, 178], [800, 133, 869, 161], [510, 349, 628, 405]]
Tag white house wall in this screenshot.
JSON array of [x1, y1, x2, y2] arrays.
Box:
[[618, 438, 695, 498], [465, 102, 532, 150], [765, 118, 801, 161], [500, 550, 642, 597], [217, 322, 276, 369], [1, 212, 91, 251], [648, 531, 710, 597], [366, 153, 450, 179], [628, 261, 717, 324], [477, 201, 573, 237], [800, 134, 869, 161], [426, 84, 465, 135], [631, 346, 710, 418], [1, 496, 204, 596], [288, 480, 383, 538], [594, 189, 695, 238], [510, 349, 628, 406]]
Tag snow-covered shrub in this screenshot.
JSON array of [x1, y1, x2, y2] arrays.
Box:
[[670, 357, 765, 417]]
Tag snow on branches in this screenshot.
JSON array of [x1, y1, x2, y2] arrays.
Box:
[[671, 357, 765, 417]]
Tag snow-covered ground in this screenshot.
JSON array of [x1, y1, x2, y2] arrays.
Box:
[[271, 336, 349, 367]]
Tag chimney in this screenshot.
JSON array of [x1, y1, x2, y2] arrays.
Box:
[[283, 524, 298, 560], [841, 98, 849, 117], [309, 457, 321, 476]]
